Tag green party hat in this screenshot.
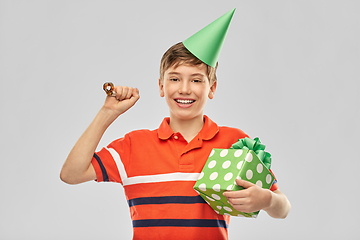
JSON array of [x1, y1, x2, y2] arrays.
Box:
[[183, 8, 236, 68]]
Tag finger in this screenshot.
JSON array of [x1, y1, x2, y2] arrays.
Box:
[[115, 86, 130, 101], [223, 189, 247, 199], [120, 86, 130, 101], [226, 197, 252, 213], [125, 87, 134, 100], [133, 87, 139, 98], [235, 178, 255, 189], [227, 196, 247, 206], [128, 88, 140, 105], [229, 203, 252, 213], [133, 88, 140, 99], [113, 86, 123, 100]]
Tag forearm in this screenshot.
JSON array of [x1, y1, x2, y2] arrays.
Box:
[[263, 189, 291, 219], [61, 85, 140, 184], [60, 108, 117, 184]]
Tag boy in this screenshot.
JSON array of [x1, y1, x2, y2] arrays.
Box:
[[61, 9, 290, 240]]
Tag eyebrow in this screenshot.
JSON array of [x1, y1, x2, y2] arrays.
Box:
[[167, 72, 206, 77]]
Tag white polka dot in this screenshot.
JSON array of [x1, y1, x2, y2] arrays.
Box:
[[213, 184, 221, 192], [224, 213, 231, 216], [210, 172, 218, 180], [236, 176, 241, 181], [214, 210, 220, 214], [224, 172, 233, 181], [216, 205, 222, 210], [223, 206, 233, 212], [256, 180, 263, 188], [206, 196, 215, 201], [209, 149, 215, 157], [198, 172, 204, 180], [212, 194, 221, 200], [246, 169, 253, 179], [266, 174, 272, 184], [237, 161, 243, 169], [234, 149, 243, 157], [226, 185, 233, 190], [245, 153, 253, 162], [257, 163, 263, 173], [199, 183, 206, 191], [237, 214, 245, 217], [220, 149, 228, 157], [222, 160, 231, 169], [208, 160, 216, 168]]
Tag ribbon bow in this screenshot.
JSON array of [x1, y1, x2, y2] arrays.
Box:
[[230, 137, 272, 169]]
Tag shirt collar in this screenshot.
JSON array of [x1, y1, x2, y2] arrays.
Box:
[[157, 115, 219, 141]]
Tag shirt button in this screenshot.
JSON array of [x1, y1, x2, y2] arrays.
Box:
[[174, 135, 178, 140]]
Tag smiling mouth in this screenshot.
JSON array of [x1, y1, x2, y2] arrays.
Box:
[[175, 99, 195, 104]]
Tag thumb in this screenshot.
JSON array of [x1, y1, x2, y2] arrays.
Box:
[[235, 178, 255, 189]]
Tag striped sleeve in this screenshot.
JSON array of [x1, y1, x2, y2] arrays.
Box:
[[269, 169, 279, 191], [91, 133, 132, 184]]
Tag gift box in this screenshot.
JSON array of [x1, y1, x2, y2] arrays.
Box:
[[193, 138, 275, 218]]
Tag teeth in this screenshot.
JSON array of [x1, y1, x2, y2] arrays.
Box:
[[176, 99, 195, 104]]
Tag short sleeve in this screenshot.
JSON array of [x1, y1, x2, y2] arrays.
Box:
[[269, 169, 279, 191], [91, 133, 132, 184]]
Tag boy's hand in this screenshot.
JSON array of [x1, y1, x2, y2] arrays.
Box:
[[102, 85, 140, 116], [223, 178, 272, 213]]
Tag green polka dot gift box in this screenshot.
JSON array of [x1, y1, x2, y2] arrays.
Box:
[[193, 137, 275, 218]]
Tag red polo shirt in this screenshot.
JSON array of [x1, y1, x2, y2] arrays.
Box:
[[92, 115, 278, 240]]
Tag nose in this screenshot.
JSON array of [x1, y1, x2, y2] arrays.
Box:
[[178, 80, 191, 94]]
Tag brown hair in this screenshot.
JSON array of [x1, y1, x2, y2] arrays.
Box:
[[159, 42, 218, 83]]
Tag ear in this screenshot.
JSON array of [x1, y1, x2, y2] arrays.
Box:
[[208, 81, 217, 99], [159, 78, 164, 97]]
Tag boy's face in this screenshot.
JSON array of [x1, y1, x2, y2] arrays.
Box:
[[159, 63, 217, 122]]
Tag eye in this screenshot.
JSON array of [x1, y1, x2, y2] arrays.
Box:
[[192, 79, 202, 83], [170, 78, 179, 81]]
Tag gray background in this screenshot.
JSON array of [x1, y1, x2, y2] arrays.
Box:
[[1, 0, 359, 239]]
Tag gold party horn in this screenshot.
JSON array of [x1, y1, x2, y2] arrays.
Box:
[[103, 82, 116, 96]]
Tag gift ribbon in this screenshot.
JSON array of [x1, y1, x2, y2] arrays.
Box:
[[230, 137, 272, 169]]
